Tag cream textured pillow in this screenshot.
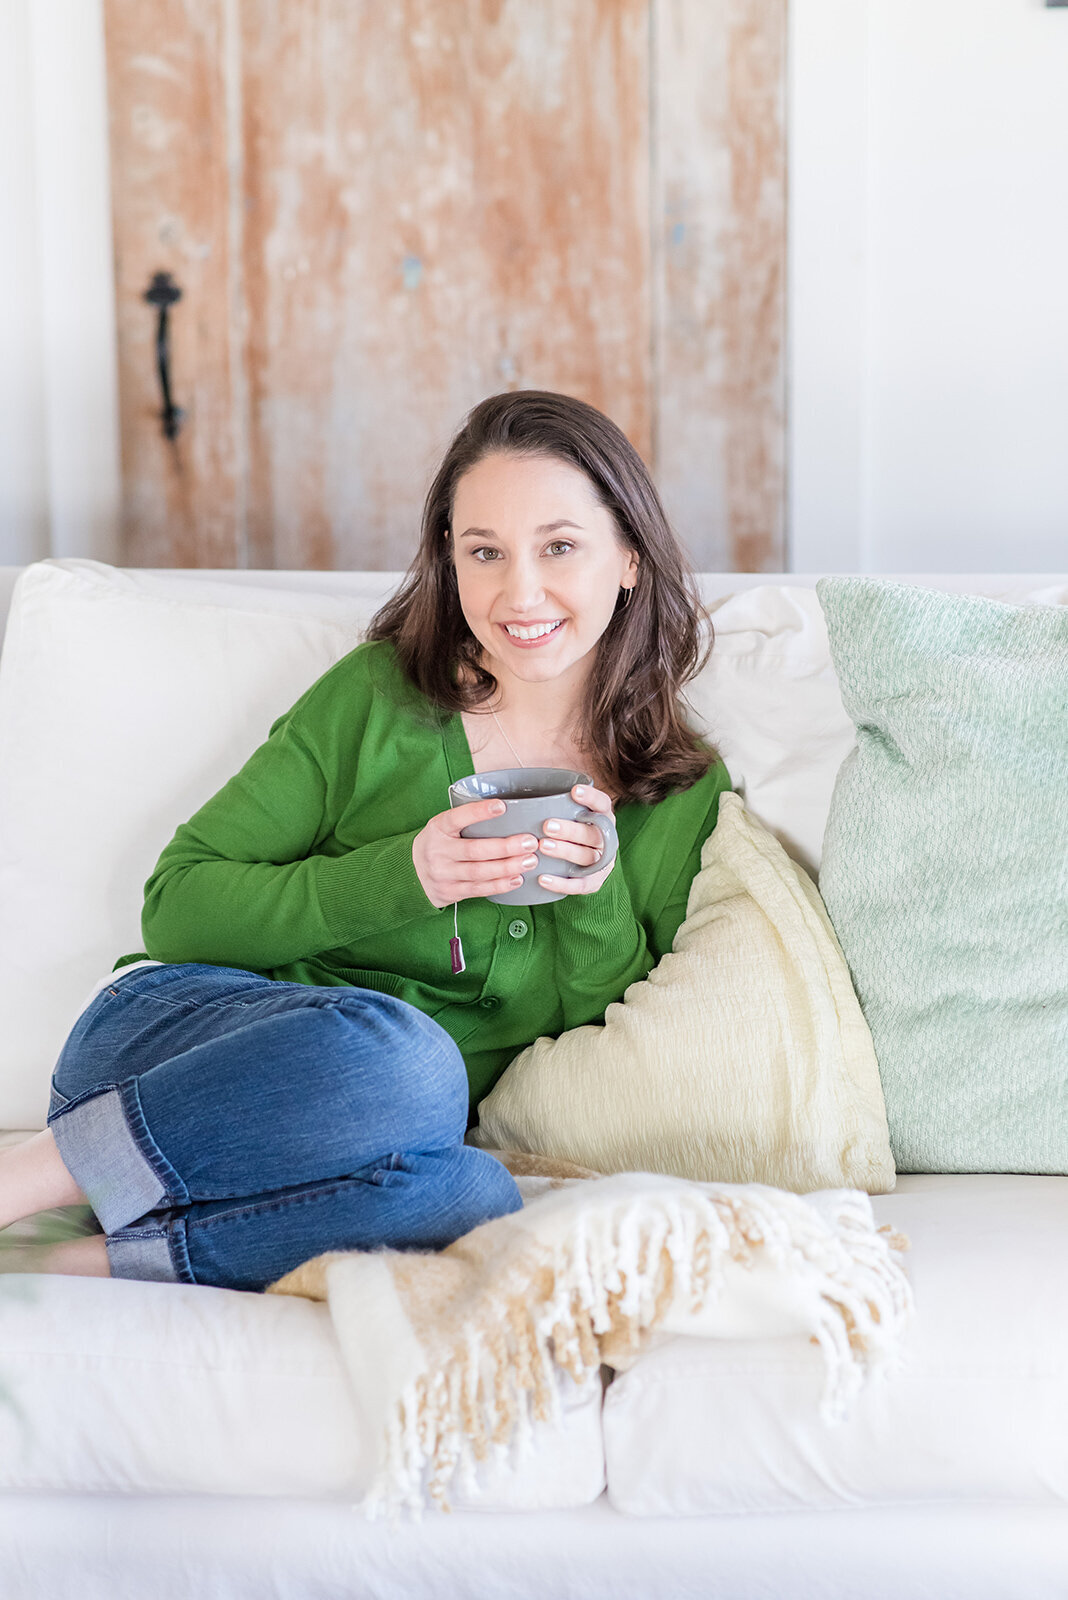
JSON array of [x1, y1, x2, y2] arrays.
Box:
[[472, 792, 896, 1195]]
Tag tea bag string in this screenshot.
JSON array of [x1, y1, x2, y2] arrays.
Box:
[[451, 706, 525, 976]]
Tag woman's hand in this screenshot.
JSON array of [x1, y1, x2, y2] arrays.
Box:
[[537, 783, 617, 897], [412, 798, 542, 909]]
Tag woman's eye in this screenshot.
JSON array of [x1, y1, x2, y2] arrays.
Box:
[[470, 544, 572, 563]]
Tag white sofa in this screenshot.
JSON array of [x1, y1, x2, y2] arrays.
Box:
[[0, 559, 1066, 1600]]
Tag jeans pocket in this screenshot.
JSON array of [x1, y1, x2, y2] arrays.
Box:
[[48, 1081, 72, 1119]]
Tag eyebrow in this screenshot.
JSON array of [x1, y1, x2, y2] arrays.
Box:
[[457, 520, 583, 540]]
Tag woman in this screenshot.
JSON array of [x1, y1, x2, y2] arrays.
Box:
[[0, 391, 730, 1291]]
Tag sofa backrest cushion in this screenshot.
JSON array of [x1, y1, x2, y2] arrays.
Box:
[[0, 561, 392, 1126]]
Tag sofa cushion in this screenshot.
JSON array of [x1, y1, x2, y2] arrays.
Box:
[[0, 1263, 604, 1508], [0, 559, 399, 1127], [602, 1173, 1068, 1515], [473, 794, 896, 1194], [683, 586, 856, 878], [816, 578, 1068, 1174]]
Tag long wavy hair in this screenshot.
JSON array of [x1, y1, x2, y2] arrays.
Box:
[[365, 390, 720, 805]]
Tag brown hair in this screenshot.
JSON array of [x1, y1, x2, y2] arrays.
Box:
[[365, 390, 719, 805]]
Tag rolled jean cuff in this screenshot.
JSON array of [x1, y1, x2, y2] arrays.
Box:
[[48, 1081, 186, 1236], [106, 1221, 192, 1285]]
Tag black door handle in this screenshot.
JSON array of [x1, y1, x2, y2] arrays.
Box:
[[143, 271, 185, 441]]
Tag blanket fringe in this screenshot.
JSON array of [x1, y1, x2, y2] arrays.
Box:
[[364, 1186, 913, 1519]]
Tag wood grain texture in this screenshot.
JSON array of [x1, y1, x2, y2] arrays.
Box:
[[652, 0, 786, 571], [104, 1, 784, 571], [237, 0, 650, 569], [104, 0, 242, 566]]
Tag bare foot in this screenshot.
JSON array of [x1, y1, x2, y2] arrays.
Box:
[[0, 1232, 110, 1277]]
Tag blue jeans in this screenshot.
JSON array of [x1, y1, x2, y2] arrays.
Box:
[[47, 963, 522, 1292]]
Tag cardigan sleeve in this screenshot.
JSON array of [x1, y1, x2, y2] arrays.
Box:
[[140, 677, 438, 971], [549, 757, 732, 1032]]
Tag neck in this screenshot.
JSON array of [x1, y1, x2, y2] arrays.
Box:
[[477, 671, 605, 790], [470, 650, 589, 742]]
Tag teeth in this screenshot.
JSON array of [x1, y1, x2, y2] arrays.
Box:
[[505, 620, 563, 640]]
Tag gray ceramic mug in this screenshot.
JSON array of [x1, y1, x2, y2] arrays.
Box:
[[448, 767, 619, 906]]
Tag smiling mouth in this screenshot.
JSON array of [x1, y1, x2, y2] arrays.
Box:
[[500, 620, 565, 642]]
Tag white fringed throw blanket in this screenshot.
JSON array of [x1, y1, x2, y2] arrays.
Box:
[[268, 1169, 913, 1516]]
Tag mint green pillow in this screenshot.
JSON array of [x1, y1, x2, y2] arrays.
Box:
[[816, 578, 1068, 1174]]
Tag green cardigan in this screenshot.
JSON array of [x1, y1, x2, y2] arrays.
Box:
[[115, 639, 731, 1113]]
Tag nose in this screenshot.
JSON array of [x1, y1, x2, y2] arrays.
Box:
[[502, 558, 548, 615]]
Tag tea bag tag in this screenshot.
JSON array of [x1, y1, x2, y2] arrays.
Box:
[[450, 903, 466, 974]]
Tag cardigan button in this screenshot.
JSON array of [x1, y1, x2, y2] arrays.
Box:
[[479, 996, 501, 1011], [507, 919, 529, 940]]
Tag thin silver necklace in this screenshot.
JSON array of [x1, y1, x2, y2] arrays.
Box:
[[490, 704, 526, 768]]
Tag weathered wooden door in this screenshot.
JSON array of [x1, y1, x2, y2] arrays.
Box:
[[104, 1, 785, 571]]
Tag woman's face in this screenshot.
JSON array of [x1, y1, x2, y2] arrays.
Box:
[[448, 452, 639, 701]]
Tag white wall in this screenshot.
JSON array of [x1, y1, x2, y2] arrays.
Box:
[[2, 0, 1065, 573], [0, 0, 120, 566], [790, 0, 1068, 572], [0, 0, 48, 563]]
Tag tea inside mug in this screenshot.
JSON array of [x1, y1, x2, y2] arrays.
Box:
[[496, 787, 564, 801]]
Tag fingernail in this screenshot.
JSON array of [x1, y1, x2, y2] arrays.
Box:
[[492, 802, 506, 814], [573, 785, 587, 796], [523, 855, 538, 868], [545, 820, 561, 833], [523, 837, 538, 849]]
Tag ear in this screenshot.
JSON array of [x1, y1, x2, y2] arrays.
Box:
[[624, 550, 639, 585]]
